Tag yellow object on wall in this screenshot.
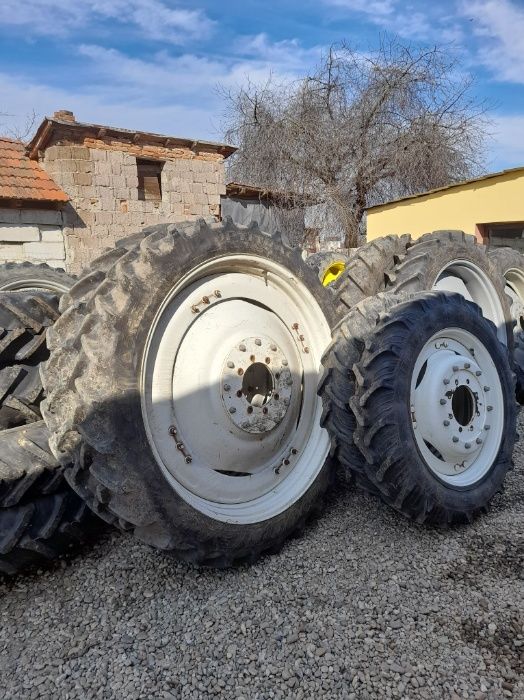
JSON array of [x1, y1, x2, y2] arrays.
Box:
[[366, 167, 524, 242]]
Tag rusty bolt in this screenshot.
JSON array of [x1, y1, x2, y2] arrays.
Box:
[[250, 354, 256, 362], [292, 323, 299, 330], [202, 296, 210, 304], [304, 347, 310, 354], [265, 357, 271, 364], [237, 368, 244, 376], [214, 290, 222, 298]]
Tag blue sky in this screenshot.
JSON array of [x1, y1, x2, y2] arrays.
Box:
[[0, 0, 524, 170]]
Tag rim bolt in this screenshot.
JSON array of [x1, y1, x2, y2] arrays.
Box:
[[239, 344, 246, 352], [286, 378, 293, 386], [452, 436, 459, 443], [443, 420, 450, 426], [453, 365, 459, 372], [484, 424, 490, 431], [464, 362, 470, 369], [227, 360, 234, 369], [237, 368, 244, 376], [475, 370, 482, 376], [270, 344, 277, 351], [229, 407, 236, 414], [282, 359, 288, 366], [443, 378, 450, 385], [484, 386, 490, 392], [487, 405, 493, 412], [476, 437, 483, 444], [465, 442, 471, 449], [440, 399, 447, 405], [223, 384, 230, 392], [255, 339, 262, 346]]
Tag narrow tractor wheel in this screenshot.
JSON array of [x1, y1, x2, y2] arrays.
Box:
[[350, 292, 516, 525], [306, 251, 350, 286], [42, 220, 339, 566], [385, 231, 513, 349], [0, 291, 60, 429], [0, 262, 74, 294], [488, 247, 524, 403]]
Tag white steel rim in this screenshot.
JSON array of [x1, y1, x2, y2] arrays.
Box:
[[433, 260, 507, 345], [140, 254, 332, 524], [0, 278, 70, 293], [410, 328, 504, 487], [502, 267, 524, 331]]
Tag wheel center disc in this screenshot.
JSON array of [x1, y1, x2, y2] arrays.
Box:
[[221, 337, 293, 434]]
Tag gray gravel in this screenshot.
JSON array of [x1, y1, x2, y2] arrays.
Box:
[[1, 419, 523, 700]]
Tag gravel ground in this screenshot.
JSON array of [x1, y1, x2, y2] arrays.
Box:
[[1, 419, 522, 700]]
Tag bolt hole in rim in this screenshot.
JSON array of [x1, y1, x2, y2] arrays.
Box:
[[433, 260, 507, 345], [140, 254, 331, 523], [411, 328, 504, 487]]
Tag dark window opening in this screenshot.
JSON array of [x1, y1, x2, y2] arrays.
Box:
[[137, 159, 164, 201], [484, 222, 524, 252]]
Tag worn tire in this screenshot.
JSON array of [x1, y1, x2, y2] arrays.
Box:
[[0, 421, 102, 576], [0, 262, 74, 293], [350, 292, 516, 525], [319, 292, 408, 494], [306, 251, 350, 286], [41, 219, 340, 567], [488, 247, 524, 403], [332, 235, 411, 314], [385, 230, 513, 349], [0, 291, 60, 429]]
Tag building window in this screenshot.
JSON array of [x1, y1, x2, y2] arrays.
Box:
[[137, 159, 164, 201]]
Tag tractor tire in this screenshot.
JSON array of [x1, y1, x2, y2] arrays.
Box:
[[319, 292, 408, 494], [41, 219, 340, 567], [332, 235, 411, 314], [0, 262, 74, 294], [306, 251, 350, 286], [350, 292, 516, 525], [385, 230, 513, 349], [488, 247, 524, 403], [0, 421, 101, 576], [0, 291, 60, 429]]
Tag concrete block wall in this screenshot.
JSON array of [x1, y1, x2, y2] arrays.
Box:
[[42, 142, 226, 275], [0, 209, 65, 268]]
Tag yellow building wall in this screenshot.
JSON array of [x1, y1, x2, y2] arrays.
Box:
[[367, 169, 524, 240]]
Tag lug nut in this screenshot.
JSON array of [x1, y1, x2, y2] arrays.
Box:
[[484, 424, 490, 431], [270, 344, 277, 351], [265, 357, 271, 364], [229, 407, 236, 414], [464, 362, 470, 369], [453, 365, 459, 372], [487, 405, 493, 412], [443, 420, 450, 426], [476, 437, 482, 444], [440, 399, 447, 405], [282, 359, 288, 366], [255, 339, 262, 346], [443, 378, 450, 385], [227, 360, 235, 369], [452, 436, 459, 443], [239, 344, 246, 352], [223, 384, 230, 392], [237, 368, 244, 376], [465, 442, 471, 449], [475, 370, 482, 376], [484, 386, 490, 392]]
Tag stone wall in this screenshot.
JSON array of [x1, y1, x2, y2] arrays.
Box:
[[0, 209, 65, 268], [41, 141, 226, 275]]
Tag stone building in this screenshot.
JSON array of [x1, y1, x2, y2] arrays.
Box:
[[0, 137, 69, 268], [0, 110, 236, 275]]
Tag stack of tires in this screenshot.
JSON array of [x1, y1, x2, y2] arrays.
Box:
[[0, 265, 100, 575], [1, 224, 523, 575]]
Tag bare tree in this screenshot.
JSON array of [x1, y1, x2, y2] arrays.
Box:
[[0, 110, 38, 141], [222, 38, 488, 248]]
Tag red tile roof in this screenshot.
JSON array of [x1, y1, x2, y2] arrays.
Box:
[[0, 137, 68, 204]]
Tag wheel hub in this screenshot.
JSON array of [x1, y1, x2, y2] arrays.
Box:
[[221, 337, 293, 434]]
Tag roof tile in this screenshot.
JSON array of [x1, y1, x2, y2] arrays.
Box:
[[0, 137, 68, 203]]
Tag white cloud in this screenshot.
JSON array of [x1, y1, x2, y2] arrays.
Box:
[[322, 0, 431, 39], [0, 0, 214, 43], [461, 0, 524, 83]]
